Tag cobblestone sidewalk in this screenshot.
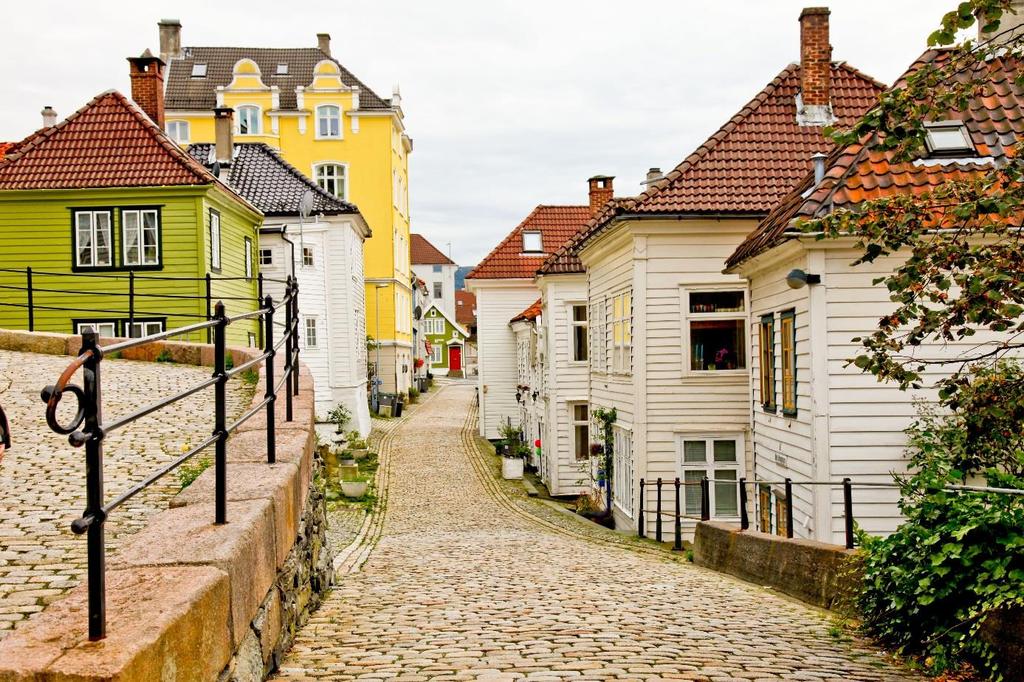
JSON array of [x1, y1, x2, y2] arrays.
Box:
[[275, 383, 919, 681], [0, 349, 250, 638]]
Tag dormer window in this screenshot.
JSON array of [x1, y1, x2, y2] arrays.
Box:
[[522, 231, 543, 253], [191, 63, 207, 78], [276, 63, 289, 75], [924, 120, 975, 157]]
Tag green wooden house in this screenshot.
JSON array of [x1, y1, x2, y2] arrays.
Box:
[[0, 85, 263, 346], [423, 302, 469, 377]]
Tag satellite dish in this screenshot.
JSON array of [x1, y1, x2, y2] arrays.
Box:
[[299, 190, 315, 219]]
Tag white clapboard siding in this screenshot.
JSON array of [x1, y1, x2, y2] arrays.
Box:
[[469, 280, 542, 439], [538, 275, 589, 496], [411, 262, 458, 320], [635, 219, 757, 538]]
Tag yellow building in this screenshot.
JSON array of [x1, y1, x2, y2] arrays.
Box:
[[157, 20, 414, 393]]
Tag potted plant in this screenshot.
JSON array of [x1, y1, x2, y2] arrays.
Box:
[[340, 476, 369, 498], [327, 404, 351, 437], [499, 422, 527, 480]]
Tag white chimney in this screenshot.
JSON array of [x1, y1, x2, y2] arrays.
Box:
[[643, 167, 663, 191], [158, 19, 182, 64], [811, 152, 827, 185], [392, 84, 402, 109], [40, 106, 57, 128]]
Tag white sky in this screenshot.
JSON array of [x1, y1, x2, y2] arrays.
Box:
[[1, 1, 945, 266]]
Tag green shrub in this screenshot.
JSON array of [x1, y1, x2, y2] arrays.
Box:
[[155, 349, 175, 363], [241, 368, 259, 385], [224, 354, 234, 371], [858, 367, 1024, 678], [177, 455, 212, 490], [327, 404, 352, 432]]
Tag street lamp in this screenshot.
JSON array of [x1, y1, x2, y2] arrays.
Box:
[[372, 283, 389, 413]]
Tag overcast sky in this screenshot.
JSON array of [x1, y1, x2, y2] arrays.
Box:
[[1, 1, 944, 266]]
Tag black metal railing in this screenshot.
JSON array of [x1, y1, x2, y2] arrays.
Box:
[[40, 276, 301, 641], [638, 476, 1024, 551], [0, 267, 287, 343]]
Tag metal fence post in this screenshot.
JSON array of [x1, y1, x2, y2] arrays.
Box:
[[673, 477, 683, 551], [739, 477, 749, 531], [205, 273, 213, 343], [843, 478, 854, 549], [655, 478, 663, 543], [264, 295, 276, 465], [291, 278, 300, 397], [80, 330, 105, 640], [701, 476, 710, 521], [213, 301, 227, 525], [284, 277, 294, 422], [128, 270, 135, 335], [785, 477, 794, 539], [638, 479, 645, 538], [26, 266, 34, 332]]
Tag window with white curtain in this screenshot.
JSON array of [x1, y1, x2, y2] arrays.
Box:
[[316, 105, 341, 138], [679, 434, 742, 518]]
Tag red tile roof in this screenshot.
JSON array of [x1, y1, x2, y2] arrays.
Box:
[[455, 290, 476, 327], [538, 198, 631, 275], [411, 233, 455, 265], [561, 62, 886, 261], [510, 298, 542, 324], [727, 49, 1023, 268], [0, 90, 221, 191], [467, 205, 592, 280], [0, 143, 12, 162]]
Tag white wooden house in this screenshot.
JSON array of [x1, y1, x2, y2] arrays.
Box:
[[466, 181, 600, 440], [724, 45, 1024, 544], [510, 299, 546, 470], [550, 7, 884, 534], [189, 141, 372, 436], [411, 234, 458, 320]]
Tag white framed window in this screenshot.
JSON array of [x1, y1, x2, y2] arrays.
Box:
[[611, 291, 632, 374], [570, 303, 588, 363], [429, 344, 442, 364], [432, 264, 442, 273], [314, 163, 346, 199], [678, 434, 743, 519], [236, 105, 260, 135], [316, 105, 341, 138], [74, 210, 112, 268], [127, 320, 164, 338], [166, 120, 190, 144], [209, 209, 222, 271], [191, 63, 207, 78], [244, 237, 253, 279], [76, 321, 117, 338], [522, 231, 543, 253], [571, 403, 589, 461], [612, 425, 634, 517], [121, 209, 160, 267], [433, 282, 443, 299], [259, 248, 273, 266], [276, 63, 288, 75], [304, 317, 318, 348], [923, 120, 974, 156], [302, 246, 314, 267], [683, 288, 747, 373]]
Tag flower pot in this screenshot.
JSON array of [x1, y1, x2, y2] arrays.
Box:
[[340, 480, 368, 498], [350, 448, 369, 460], [502, 456, 524, 480]]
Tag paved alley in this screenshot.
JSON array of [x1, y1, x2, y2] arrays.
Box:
[[276, 384, 916, 681]]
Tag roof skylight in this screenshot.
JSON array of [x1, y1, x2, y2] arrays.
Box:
[[924, 120, 975, 157], [522, 231, 543, 253], [191, 63, 207, 78], [276, 63, 289, 75]]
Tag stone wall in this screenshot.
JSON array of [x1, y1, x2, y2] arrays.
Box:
[[0, 328, 329, 681], [692, 521, 861, 610]]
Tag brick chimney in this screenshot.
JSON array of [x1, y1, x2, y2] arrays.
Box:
[[317, 33, 331, 56], [158, 19, 182, 64], [128, 49, 166, 129], [214, 108, 234, 171], [588, 175, 614, 216], [797, 7, 834, 126]]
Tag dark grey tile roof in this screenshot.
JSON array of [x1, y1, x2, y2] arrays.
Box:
[[188, 142, 359, 217], [166, 47, 391, 111]]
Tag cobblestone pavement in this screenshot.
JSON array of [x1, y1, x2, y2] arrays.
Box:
[[0, 349, 250, 638], [276, 383, 919, 681]]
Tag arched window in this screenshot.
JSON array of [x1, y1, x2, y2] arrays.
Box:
[[314, 163, 346, 199], [316, 105, 341, 138], [236, 106, 260, 135]]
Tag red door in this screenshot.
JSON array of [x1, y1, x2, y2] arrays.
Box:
[[449, 346, 462, 372]]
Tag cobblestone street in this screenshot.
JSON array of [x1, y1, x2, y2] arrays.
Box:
[[0, 349, 251, 638], [276, 383, 918, 681]]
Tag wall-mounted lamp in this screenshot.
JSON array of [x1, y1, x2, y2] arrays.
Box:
[[786, 269, 821, 290]]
